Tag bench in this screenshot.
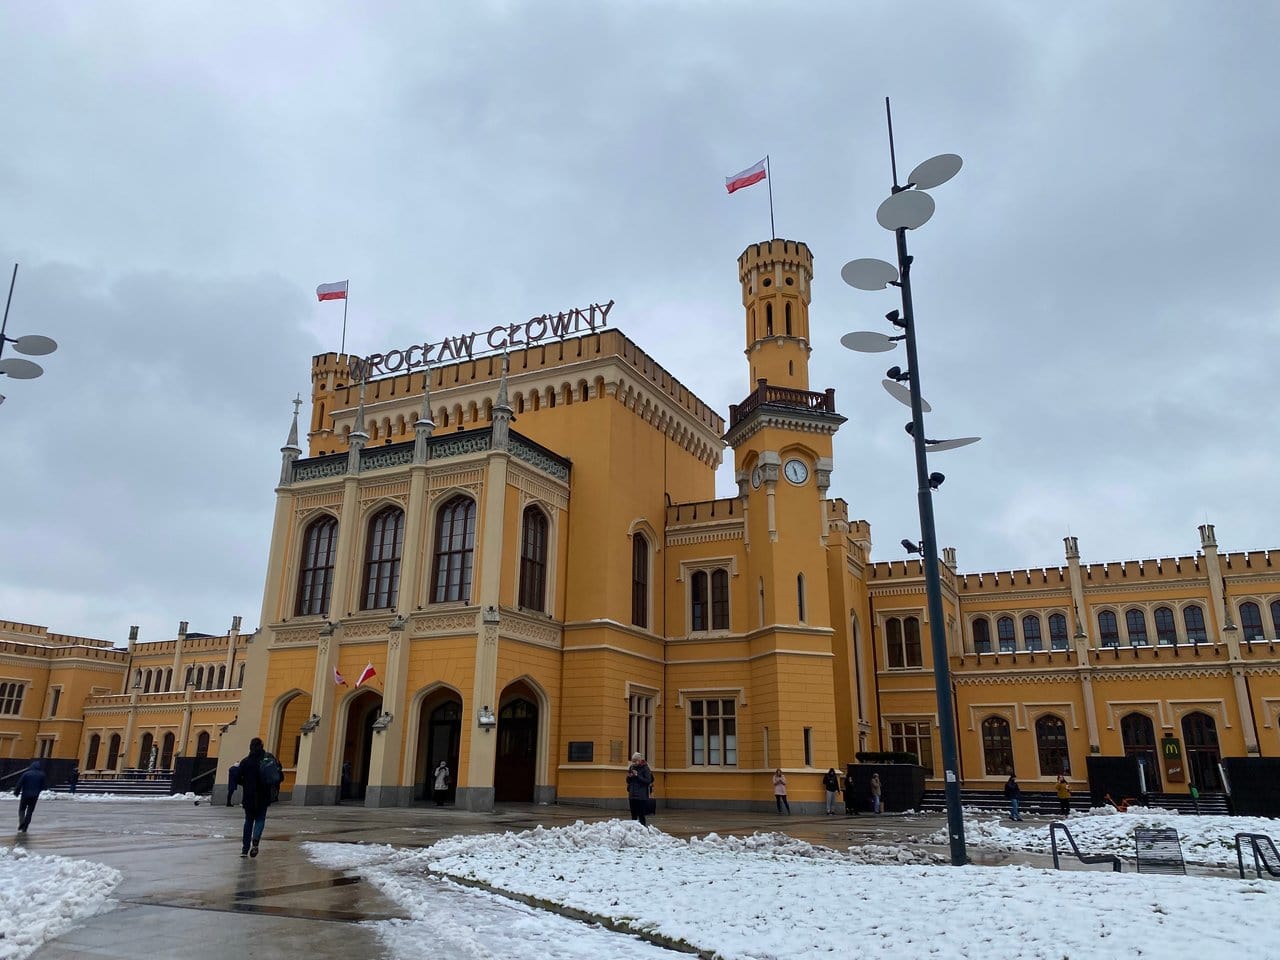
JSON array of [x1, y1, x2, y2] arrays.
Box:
[[1134, 828, 1186, 875], [1049, 822, 1122, 872], [1235, 833, 1280, 880]]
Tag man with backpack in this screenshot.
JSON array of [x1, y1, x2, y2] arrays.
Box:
[[237, 737, 282, 858]]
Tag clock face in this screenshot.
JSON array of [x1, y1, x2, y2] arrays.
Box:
[[751, 466, 763, 489], [784, 458, 809, 485]]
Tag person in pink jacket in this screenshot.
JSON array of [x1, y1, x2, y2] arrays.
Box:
[[772, 768, 791, 814]]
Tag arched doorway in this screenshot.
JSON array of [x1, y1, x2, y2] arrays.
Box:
[[341, 690, 382, 801], [416, 693, 462, 803], [494, 693, 538, 802], [160, 731, 176, 769], [1181, 711, 1223, 792], [106, 734, 121, 770], [274, 692, 312, 771], [1120, 712, 1162, 792], [138, 732, 154, 769]]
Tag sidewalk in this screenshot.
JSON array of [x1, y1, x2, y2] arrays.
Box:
[[10, 799, 1004, 958]]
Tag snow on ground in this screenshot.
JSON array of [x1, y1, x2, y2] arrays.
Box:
[[918, 808, 1280, 869], [309, 820, 1280, 960], [0, 791, 207, 804], [0, 847, 121, 960]]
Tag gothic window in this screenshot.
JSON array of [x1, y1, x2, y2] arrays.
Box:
[[1271, 599, 1280, 636], [765, 302, 773, 336], [1098, 610, 1120, 647], [431, 496, 476, 603], [886, 617, 904, 669], [997, 616, 1016, 653], [1154, 606, 1177, 645], [711, 570, 729, 630], [1022, 615, 1043, 651], [631, 533, 649, 629], [1125, 609, 1149, 645], [86, 733, 101, 769], [973, 617, 992, 653], [785, 301, 792, 335], [690, 571, 708, 632], [1048, 613, 1068, 650], [1239, 601, 1264, 641], [1183, 604, 1208, 643], [982, 716, 1014, 776], [1036, 714, 1070, 776], [362, 506, 405, 610], [106, 734, 121, 769], [903, 616, 922, 667], [196, 731, 210, 758], [295, 515, 338, 616], [518, 506, 549, 612]]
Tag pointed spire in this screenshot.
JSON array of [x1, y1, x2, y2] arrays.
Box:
[[492, 351, 514, 450], [413, 369, 435, 464], [279, 394, 303, 486]]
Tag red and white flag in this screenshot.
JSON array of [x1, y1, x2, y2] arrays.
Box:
[[725, 158, 767, 194], [355, 663, 377, 688], [334, 666, 347, 686], [316, 280, 349, 302]]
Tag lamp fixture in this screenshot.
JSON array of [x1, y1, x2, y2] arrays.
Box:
[[928, 472, 945, 490], [901, 539, 923, 554], [372, 712, 394, 732], [478, 706, 497, 730], [300, 714, 321, 734]]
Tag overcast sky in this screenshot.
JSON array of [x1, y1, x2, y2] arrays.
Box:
[[2, 2, 1277, 645]]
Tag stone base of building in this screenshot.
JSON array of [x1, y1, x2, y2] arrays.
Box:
[[292, 783, 338, 806], [455, 786, 495, 812], [533, 785, 557, 805], [364, 784, 416, 807]]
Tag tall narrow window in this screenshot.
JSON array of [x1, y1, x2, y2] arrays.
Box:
[[1023, 615, 1043, 651], [972, 617, 992, 653], [628, 691, 654, 761], [1239, 601, 1264, 641], [106, 734, 121, 769], [631, 533, 649, 628], [1097, 610, 1120, 647], [1035, 715, 1070, 776], [982, 716, 1014, 776], [711, 570, 729, 630], [803, 726, 813, 766], [690, 571, 708, 631], [296, 515, 338, 616], [765, 302, 773, 335], [1271, 599, 1280, 636], [238, 663, 245, 688], [903, 616, 923, 667], [886, 617, 905, 669], [785, 301, 793, 335], [362, 506, 405, 610], [1125, 609, 1148, 645], [1048, 613, 1068, 650], [1154, 606, 1177, 645], [196, 731, 210, 758], [519, 506, 549, 611], [797, 574, 806, 623], [86, 734, 101, 769], [1183, 604, 1207, 643], [997, 616, 1016, 653], [431, 496, 476, 603]]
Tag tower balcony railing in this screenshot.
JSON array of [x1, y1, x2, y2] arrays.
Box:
[[728, 380, 838, 431]]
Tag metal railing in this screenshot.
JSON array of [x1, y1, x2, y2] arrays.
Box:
[[1235, 833, 1280, 879], [1050, 821, 1122, 872]]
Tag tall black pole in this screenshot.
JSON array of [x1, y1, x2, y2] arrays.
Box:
[[895, 225, 967, 866], [0, 263, 17, 361]]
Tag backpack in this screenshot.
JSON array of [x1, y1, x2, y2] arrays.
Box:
[[259, 752, 283, 787]]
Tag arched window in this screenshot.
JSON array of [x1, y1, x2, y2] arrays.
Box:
[[797, 574, 806, 623], [1125, 609, 1149, 646], [785, 301, 792, 335], [1183, 604, 1207, 643], [519, 506, 549, 612], [164, 668, 172, 692], [903, 616, 922, 667], [1023, 615, 1043, 651], [431, 496, 476, 603], [296, 515, 339, 616], [216, 665, 226, 689], [765, 302, 773, 335], [1181, 711, 1222, 791], [997, 616, 1016, 653], [1036, 714, 1070, 776], [1154, 606, 1177, 645], [886, 617, 904, 669], [690, 571, 708, 631], [143, 670, 153, 694], [632, 533, 649, 628], [196, 731, 210, 758], [106, 734, 121, 770], [1097, 610, 1120, 647], [86, 733, 101, 769], [711, 569, 729, 630], [138, 732, 154, 768], [184, 666, 194, 688], [205, 668, 216, 691], [194, 666, 204, 689], [1272, 599, 1280, 636], [1239, 601, 1264, 641], [1048, 613, 1068, 650], [362, 506, 405, 610], [973, 617, 992, 653], [237, 663, 245, 688], [1121, 712, 1161, 792], [981, 716, 1013, 776], [160, 732, 176, 769]]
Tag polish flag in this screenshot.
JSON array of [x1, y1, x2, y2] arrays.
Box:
[[316, 280, 349, 301], [334, 666, 347, 686], [725, 159, 767, 194], [355, 663, 377, 688]]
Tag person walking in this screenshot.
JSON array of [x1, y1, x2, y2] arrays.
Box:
[[237, 737, 280, 858], [626, 753, 654, 826], [772, 768, 791, 814], [870, 772, 882, 814], [432, 761, 451, 806], [14, 760, 47, 833], [844, 768, 859, 815], [822, 768, 841, 815], [1005, 773, 1024, 821], [68, 763, 79, 795], [1055, 774, 1071, 818]]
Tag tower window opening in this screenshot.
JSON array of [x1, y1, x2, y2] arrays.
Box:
[[788, 361, 793, 376], [785, 302, 792, 335], [765, 302, 773, 335], [762, 277, 772, 287]]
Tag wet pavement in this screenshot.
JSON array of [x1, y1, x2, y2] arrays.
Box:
[[6, 800, 1122, 958]]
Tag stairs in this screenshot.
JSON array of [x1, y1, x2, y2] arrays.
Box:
[[53, 769, 175, 797], [918, 788, 1231, 817]]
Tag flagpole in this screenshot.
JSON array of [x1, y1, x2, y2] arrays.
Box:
[[340, 283, 349, 356], [766, 155, 775, 240]]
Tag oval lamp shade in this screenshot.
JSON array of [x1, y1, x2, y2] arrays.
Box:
[[0, 358, 44, 380], [877, 190, 935, 231], [881, 378, 931, 412], [908, 153, 963, 189], [927, 436, 981, 452], [841, 258, 899, 290], [13, 334, 58, 356], [840, 331, 898, 353]]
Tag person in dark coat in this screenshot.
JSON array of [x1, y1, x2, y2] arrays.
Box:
[[14, 760, 47, 833], [626, 752, 654, 826], [822, 768, 841, 815], [237, 738, 274, 857], [226, 763, 240, 807], [68, 764, 79, 795], [1004, 774, 1024, 821]]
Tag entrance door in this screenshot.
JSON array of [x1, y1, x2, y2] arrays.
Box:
[[422, 699, 462, 803], [341, 691, 382, 801], [1181, 711, 1222, 792], [493, 697, 538, 802], [1120, 712, 1162, 792]]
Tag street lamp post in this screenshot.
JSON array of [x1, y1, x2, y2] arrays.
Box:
[[840, 99, 979, 867], [0, 264, 59, 404]]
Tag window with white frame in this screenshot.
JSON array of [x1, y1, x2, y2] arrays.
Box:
[[689, 698, 737, 766], [689, 567, 731, 632], [889, 720, 935, 776], [628, 689, 655, 761], [0, 682, 25, 717]]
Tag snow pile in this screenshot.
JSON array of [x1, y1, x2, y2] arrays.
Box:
[[0, 847, 121, 959], [920, 809, 1280, 868], [308, 819, 1280, 959], [0, 791, 207, 804]]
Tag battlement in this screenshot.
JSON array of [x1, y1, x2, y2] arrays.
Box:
[[869, 559, 925, 579], [1221, 549, 1278, 572], [131, 633, 248, 656], [958, 567, 1070, 591], [0, 619, 116, 649], [666, 497, 741, 525], [737, 239, 813, 283], [1081, 555, 1204, 582]]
